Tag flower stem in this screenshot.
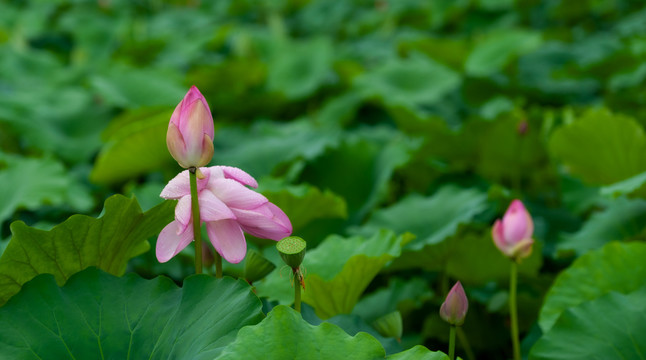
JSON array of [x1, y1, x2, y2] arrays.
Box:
[[510, 261, 521, 360], [189, 168, 202, 275], [448, 325, 456, 360], [293, 268, 301, 313], [214, 252, 222, 278]]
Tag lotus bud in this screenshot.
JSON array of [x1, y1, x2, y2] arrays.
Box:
[[491, 199, 534, 261], [440, 281, 468, 326], [166, 86, 215, 168]]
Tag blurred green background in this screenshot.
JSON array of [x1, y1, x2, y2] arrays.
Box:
[[3, 0, 646, 358]]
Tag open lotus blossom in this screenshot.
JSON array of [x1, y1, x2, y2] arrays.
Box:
[[166, 85, 215, 168], [491, 199, 534, 261], [440, 281, 468, 326], [156, 166, 292, 263]]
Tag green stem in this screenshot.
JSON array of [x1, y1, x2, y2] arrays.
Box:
[[510, 261, 521, 360], [189, 168, 202, 275], [294, 268, 301, 313], [448, 325, 456, 360], [214, 251, 222, 278]]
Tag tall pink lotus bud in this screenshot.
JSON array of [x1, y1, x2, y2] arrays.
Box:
[[440, 281, 468, 326], [166, 86, 215, 168], [491, 199, 534, 261]]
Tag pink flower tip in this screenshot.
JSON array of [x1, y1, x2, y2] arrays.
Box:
[[491, 199, 534, 261], [440, 281, 468, 326], [166, 86, 215, 168]]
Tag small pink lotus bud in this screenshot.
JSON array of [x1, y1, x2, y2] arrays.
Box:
[[440, 281, 468, 326], [492, 199, 534, 261], [166, 86, 215, 168]]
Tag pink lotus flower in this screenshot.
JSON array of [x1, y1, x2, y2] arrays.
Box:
[[166, 86, 215, 168], [440, 281, 468, 326], [492, 199, 534, 261], [156, 166, 292, 263]]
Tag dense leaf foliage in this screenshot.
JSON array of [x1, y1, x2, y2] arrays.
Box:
[[2, 0, 646, 359]]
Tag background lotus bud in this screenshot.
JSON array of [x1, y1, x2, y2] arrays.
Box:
[[492, 199, 534, 261], [166, 86, 215, 168], [440, 281, 468, 326]]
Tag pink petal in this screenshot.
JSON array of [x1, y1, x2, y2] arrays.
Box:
[[156, 221, 194, 263], [166, 122, 189, 168], [492, 219, 507, 250], [214, 166, 258, 188], [182, 99, 212, 164], [198, 189, 236, 222], [502, 200, 533, 244], [233, 203, 292, 240], [208, 178, 268, 210], [206, 219, 247, 263], [175, 196, 192, 234], [440, 281, 468, 326], [160, 170, 190, 199]]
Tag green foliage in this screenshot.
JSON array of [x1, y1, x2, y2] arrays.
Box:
[[5, 0, 646, 358], [0, 195, 174, 305], [91, 108, 175, 184], [549, 109, 646, 185], [256, 230, 411, 319], [216, 305, 448, 360], [530, 286, 646, 360], [0, 268, 264, 360], [465, 30, 542, 77], [556, 197, 646, 256], [267, 37, 333, 100], [354, 54, 461, 110], [361, 186, 489, 251], [259, 180, 348, 232], [353, 277, 433, 323], [538, 242, 646, 332], [0, 153, 92, 225]]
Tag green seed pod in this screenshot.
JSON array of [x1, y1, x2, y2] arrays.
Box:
[[372, 311, 403, 340], [277, 236, 306, 270], [244, 249, 276, 284]]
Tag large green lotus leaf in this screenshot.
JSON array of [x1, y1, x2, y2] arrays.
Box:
[[90, 64, 186, 108], [216, 305, 448, 360], [538, 241, 646, 333], [214, 118, 342, 178], [387, 346, 450, 360], [255, 230, 410, 319], [475, 116, 552, 185], [465, 30, 542, 77], [0, 195, 174, 306], [599, 170, 646, 197], [0, 268, 264, 359], [360, 186, 489, 251], [0, 153, 93, 226], [354, 53, 461, 110], [0, 50, 107, 163], [353, 277, 433, 323], [301, 307, 401, 355], [388, 229, 542, 284], [549, 108, 646, 185], [258, 180, 347, 231], [216, 305, 384, 360], [530, 286, 646, 360], [556, 197, 646, 256], [299, 128, 420, 223], [91, 107, 175, 184], [267, 37, 333, 100]]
